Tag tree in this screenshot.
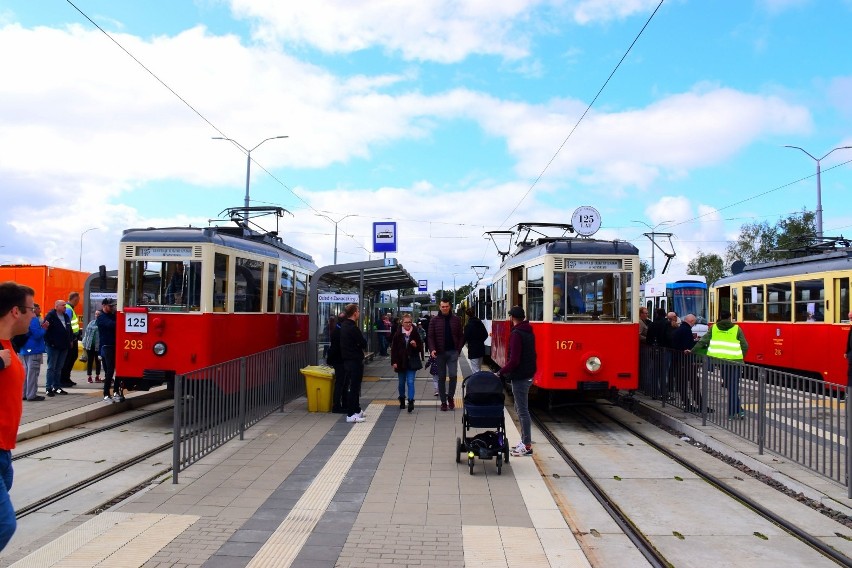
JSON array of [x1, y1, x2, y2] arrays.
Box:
[[640, 260, 652, 284], [687, 251, 725, 286], [725, 210, 816, 267]]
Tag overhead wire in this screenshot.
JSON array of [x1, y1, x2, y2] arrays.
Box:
[[497, 0, 666, 229]]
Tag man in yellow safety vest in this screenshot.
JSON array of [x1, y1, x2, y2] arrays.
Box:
[[691, 309, 749, 419], [60, 291, 81, 387]]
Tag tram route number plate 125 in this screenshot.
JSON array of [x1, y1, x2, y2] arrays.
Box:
[[125, 313, 148, 333]]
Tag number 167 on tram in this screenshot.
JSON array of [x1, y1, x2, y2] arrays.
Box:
[[488, 223, 641, 401]]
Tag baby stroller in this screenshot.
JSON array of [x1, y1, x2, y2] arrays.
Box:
[[455, 371, 509, 475]]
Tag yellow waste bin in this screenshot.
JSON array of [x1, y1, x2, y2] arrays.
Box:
[[301, 366, 335, 412]]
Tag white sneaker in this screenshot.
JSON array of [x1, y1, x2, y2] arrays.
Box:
[[346, 414, 365, 423], [357, 410, 366, 419], [103, 396, 113, 403], [112, 393, 122, 402]]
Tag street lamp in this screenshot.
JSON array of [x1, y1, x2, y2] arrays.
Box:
[[631, 220, 672, 279], [213, 135, 289, 225], [315, 213, 356, 265], [79, 227, 98, 271], [784, 145, 852, 240]]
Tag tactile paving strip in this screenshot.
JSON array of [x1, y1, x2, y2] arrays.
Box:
[[245, 402, 380, 568], [9, 512, 199, 568]]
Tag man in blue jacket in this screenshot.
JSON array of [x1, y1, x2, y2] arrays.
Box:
[[21, 303, 48, 401]]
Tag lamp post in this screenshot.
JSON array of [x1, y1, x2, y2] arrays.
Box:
[[315, 213, 356, 265], [784, 145, 852, 240], [631, 220, 672, 279], [79, 227, 98, 271], [212, 135, 289, 224]]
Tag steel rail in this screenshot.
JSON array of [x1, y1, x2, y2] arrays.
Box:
[[13, 405, 173, 461], [531, 408, 670, 568], [15, 441, 173, 519], [592, 405, 851, 567]]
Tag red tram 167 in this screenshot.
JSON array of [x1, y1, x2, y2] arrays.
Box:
[[487, 222, 641, 403], [115, 210, 316, 393]]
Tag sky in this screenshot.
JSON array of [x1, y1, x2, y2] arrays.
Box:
[[1, 0, 851, 292]]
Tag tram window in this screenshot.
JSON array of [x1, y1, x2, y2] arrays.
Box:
[[526, 265, 544, 322], [731, 287, 738, 321], [123, 260, 201, 312], [766, 282, 791, 322], [794, 279, 824, 322], [743, 285, 764, 321], [295, 272, 308, 313], [213, 253, 229, 312], [836, 278, 850, 322], [280, 268, 294, 313], [234, 257, 262, 313], [485, 285, 492, 320], [266, 263, 276, 312]]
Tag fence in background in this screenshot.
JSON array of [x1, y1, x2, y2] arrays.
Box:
[[639, 344, 849, 494]]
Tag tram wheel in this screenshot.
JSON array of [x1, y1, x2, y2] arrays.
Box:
[[456, 437, 462, 463]]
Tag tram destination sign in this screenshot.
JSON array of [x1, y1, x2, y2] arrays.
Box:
[[567, 259, 622, 270], [136, 246, 193, 258]]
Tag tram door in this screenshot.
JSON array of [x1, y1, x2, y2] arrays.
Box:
[[834, 277, 850, 322], [510, 266, 525, 311], [715, 286, 731, 321]]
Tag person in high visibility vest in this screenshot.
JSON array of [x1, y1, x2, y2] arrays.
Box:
[[691, 309, 749, 419]]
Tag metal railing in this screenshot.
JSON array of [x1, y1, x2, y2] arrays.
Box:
[[639, 344, 849, 493], [172, 341, 309, 483]]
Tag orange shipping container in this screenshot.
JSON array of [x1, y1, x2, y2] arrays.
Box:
[[0, 265, 89, 314]]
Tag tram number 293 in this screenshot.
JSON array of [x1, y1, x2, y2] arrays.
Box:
[[125, 313, 148, 333], [124, 339, 144, 350], [556, 340, 575, 350]]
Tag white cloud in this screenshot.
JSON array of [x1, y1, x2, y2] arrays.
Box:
[[572, 0, 664, 25], [229, 0, 542, 63]]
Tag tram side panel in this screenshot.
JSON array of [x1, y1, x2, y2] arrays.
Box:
[[737, 321, 849, 386], [490, 320, 639, 392], [116, 311, 309, 393]]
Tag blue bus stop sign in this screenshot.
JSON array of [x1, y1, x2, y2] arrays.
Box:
[[373, 222, 397, 253]]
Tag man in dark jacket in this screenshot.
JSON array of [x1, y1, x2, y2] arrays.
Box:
[[427, 299, 465, 411], [498, 306, 536, 456], [97, 298, 119, 402], [340, 303, 367, 423], [464, 308, 488, 373], [326, 312, 347, 414], [43, 299, 72, 396], [670, 314, 698, 410], [646, 308, 671, 399]]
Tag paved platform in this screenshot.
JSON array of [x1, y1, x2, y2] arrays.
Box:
[[4, 356, 851, 567]]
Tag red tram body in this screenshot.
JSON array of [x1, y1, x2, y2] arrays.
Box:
[[711, 248, 852, 386], [485, 224, 641, 397], [114, 224, 316, 393]]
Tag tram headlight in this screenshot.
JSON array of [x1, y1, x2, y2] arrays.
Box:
[[584, 356, 602, 373], [153, 342, 167, 356]]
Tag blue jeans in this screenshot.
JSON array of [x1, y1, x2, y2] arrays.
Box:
[[722, 364, 742, 416], [512, 378, 533, 446], [469, 357, 483, 374], [397, 369, 416, 400], [45, 345, 68, 391], [0, 450, 15, 552]]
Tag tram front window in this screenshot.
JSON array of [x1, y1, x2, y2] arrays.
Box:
[[669, 287, 708, 324], [553, 271, 632, 321], [124, 260, 201, 312]]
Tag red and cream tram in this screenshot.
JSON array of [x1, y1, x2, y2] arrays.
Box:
[[711, 247, 852, 386], [115, 216, 316, 392], [487, 221, 641, 399]]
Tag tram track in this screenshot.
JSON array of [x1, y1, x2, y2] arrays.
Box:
[[13, 404, 173, 461], [14, 441, 173, 519], [531, 403, 852, 567], [13, 401, 176, 521]]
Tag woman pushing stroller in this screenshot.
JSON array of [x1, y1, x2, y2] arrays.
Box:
[[391, 314, 424, 413]]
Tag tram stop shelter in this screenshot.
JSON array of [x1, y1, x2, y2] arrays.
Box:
[[308, 258, 418, 365]]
